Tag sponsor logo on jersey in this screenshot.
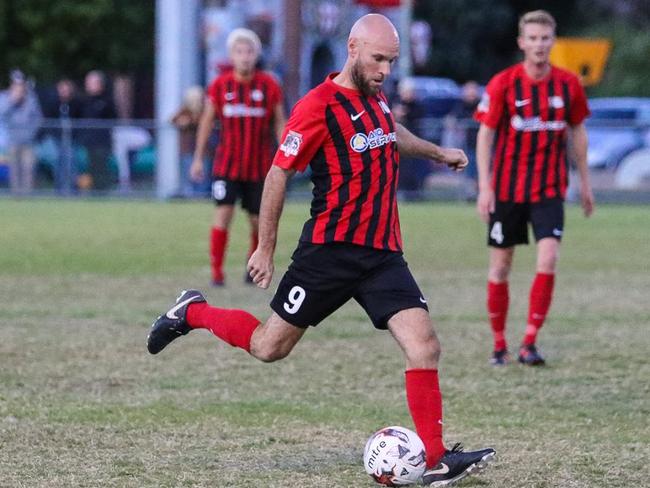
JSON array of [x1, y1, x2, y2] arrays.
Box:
[[223, 103, 267, 118], [350, 127, 396, 153], [280, 130, 303, 157], [510, 115, 566, 132]]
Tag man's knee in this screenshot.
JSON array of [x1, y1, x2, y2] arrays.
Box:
[[409, 334, 441, 366], [248, 317, 304, 363], [249, 342, 291, 363]]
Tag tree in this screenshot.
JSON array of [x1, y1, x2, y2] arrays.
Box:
[[0, 0, 153, 84]]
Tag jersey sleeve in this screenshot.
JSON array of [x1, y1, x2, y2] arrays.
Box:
[[273, 94, 327, 173], [206, 78, 221, 112], [474, 74, 506, 129], [568, 76, 590, 125]]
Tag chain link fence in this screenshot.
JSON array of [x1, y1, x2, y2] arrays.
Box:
[[1, 117, 649, 202]]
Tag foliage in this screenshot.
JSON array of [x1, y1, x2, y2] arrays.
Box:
[[579, 22, 650, 97], [413, 0, 650, 96], [0, 0, 154, 84]]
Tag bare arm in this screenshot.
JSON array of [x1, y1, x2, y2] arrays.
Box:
[[190, 101, 216, 182], [273, 102, 286, 142], [475, 124, 496, 222], [247, 165, 296, 289], [395, 123, 468, 171], [569, 122, 594, 217]]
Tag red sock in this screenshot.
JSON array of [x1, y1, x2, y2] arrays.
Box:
[[247, 230, 259, 261], [186, 302, 260, 352], [523, 273, 555, 346], [405, 369, 446, 468], [210, 227, 228, 282], [487, 281, 509, 351]]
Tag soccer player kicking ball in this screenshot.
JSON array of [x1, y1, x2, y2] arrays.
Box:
[[475, 10, 594, 367], [149, 14, 495, 486]]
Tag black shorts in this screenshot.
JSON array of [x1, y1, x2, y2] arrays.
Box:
[[488, 198, 564, 248], [270, 242, 428, 329], [212, 178, 264, 214]]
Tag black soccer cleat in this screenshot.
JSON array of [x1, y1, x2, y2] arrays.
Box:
[[421, 444, 495, 487], [490, 348, 510, 366], [147, 289, 206, 354], [518, 344, 546, 366]]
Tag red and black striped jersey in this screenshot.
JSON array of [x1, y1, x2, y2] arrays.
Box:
[[474, 63, 590, 202], [207, 70, 283, 182], [273, 74, 402, 252]]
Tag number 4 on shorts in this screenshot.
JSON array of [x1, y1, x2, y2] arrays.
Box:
[[490, 221, 504, 245]]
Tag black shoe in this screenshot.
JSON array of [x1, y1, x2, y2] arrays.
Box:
[[147, 290, 206, 354], [518, 344, 546, 366], [244, 270, 254, 285], [421, 444, 495, 487], [489, 348, 510, 366]]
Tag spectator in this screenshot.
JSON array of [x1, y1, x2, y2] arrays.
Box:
[[393, 77, 430, 198], [41, 78, 82, 191], [0, 69, 43, 194], [171, 86, 210, 197], [79, 70, 116, 191], [445, 81, 481, 197]]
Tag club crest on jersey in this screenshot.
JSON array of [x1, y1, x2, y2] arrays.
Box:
[[350, 127, 396, 153], [549, 96, 564, 109], [280, 130, 303, 157], [251, 89, 264, 101]]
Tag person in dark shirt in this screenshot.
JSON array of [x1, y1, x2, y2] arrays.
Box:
[[79, 70, 116, 191], [41, 79, 83, 191]]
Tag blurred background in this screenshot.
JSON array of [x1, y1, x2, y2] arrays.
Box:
[[0, 0, 649, 201]]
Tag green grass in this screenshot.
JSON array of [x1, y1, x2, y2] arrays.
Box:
[[0, 199, 648, 487]]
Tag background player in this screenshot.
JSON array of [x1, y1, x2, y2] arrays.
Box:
[[474, 10, 595, 366], [190, 28, 286, 286], [149, 14, 495, 487]]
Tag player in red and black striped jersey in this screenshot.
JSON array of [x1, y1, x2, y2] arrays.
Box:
[[190, 28, 286, 286], [148, 14, 495, 486], [474, 10, 595, 366]]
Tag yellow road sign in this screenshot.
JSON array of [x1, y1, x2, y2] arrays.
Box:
[[550, 38, 612, 86]]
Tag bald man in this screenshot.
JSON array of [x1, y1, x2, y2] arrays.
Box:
[[148, 14, 495, 486]]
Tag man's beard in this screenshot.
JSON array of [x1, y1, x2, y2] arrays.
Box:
[[351, 61, 379, 97]]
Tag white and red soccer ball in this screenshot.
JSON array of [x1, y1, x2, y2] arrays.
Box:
[[363, 426, 426, 486]]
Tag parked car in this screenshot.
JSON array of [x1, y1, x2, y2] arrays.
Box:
[[586, 97, 650, 169]]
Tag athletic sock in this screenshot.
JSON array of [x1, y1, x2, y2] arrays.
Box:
[[186, 302, 260, 352], [487, 281, 509, 351], [523, 273, 555, 346], [405, 369, 446, 468], [210, 227, 228, 283]]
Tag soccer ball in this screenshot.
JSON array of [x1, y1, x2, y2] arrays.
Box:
[[363, 426, 426, 486]]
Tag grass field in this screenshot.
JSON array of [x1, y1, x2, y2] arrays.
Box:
[[0, 198, 648, 488]]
